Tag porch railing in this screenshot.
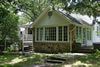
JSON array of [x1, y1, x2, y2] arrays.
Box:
[[24, 34, 33, 41]]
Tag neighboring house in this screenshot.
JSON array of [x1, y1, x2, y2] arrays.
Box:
[[31, 8, 93, 53], [93, 22, 100, 44], [20, 22, 33, 51]]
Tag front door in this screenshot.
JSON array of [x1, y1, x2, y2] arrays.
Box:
[[82, 28, 87, 46]]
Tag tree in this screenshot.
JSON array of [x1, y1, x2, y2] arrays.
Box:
[[18, 0, 50, 22], [50, 0, 100, 23], [0, 0, 19, 50]]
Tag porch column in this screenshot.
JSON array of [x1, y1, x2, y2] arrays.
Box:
[[32, 28, 35, 51]]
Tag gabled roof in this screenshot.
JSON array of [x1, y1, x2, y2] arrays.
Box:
[[57, 10, 92, 26], [31, 8, 92, 28]]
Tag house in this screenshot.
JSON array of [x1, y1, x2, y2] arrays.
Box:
[[93, 22, 100, 43], [19, 22, 33, 51], [92, 21, 100, 49], [31, 8, 93, 53]]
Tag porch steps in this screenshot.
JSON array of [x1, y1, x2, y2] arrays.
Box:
[[45, 55, 74, 65], [45, 56, 68, 64], [23, 41, 33, 52]]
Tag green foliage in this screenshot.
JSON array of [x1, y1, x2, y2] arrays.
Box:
[[15, 0, 50, 22], [0, 1, 19, 50], [64, 0, 100, 19], [0, 11, 19, 41], [93, 50, 100, 58]]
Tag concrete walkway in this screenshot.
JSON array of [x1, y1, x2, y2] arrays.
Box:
[[22, 53, 87, 67]]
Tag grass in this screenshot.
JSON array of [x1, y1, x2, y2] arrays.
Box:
[[0, 52, 69, 67], [63, 53, 100, 67], [1, 52, 100, 67]]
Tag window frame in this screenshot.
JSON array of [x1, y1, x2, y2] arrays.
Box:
[[87, 28, 92, 41], [75, 26, 82, 42], [97, 25, 100, 37], [75, 25, 92, 42], [35, 25, 69, 43]]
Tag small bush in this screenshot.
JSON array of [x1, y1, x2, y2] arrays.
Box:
[[93, 43, 100, 50]]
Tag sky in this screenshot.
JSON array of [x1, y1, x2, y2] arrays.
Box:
[[17, 12, 23, 15]]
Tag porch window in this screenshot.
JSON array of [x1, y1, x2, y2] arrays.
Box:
[[28, 28, 32, 34], [76, 26, 82, 41], [36, 28, 43, 41], [90, 30, 92, 40], [40, 28, 43, 41], [45, 27, 56, 41], [64, 26, 68, 41], [97, 26, 100, 36], [36, 28, 39, 41], [58, 26, 68, 41], [58, 26, 62, 41], [35, 26, 68, 42], [87, 29, 92, 40]]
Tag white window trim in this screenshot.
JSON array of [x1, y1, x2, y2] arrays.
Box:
[[35, 25, 69, 43], [97, 25, 100, 37], [87, 28, 92, 41], [75, 26, 82, 42], [75, 26, 92, 43]]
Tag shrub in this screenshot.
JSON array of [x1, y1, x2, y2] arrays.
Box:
[[93, 43, 100, 50]]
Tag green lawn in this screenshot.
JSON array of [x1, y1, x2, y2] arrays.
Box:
[[0, 53, 69, 67], [63, 53, 100, 67], [0, 52, 100, 67]]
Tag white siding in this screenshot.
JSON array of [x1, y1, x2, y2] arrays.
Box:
[[93, 23, 100, 43], [34, 11, 70, 27]]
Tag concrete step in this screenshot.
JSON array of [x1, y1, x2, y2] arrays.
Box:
[[48, 56, 66, 61], [45, 56, 67, 64], [46, 59, 64, 64]]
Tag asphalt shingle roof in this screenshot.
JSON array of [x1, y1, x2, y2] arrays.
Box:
[[57, 10, 92, 26]]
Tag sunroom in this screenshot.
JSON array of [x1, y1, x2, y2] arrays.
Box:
[[31, 8, 93, 53], [75, 26, 92, 47], [35, 26, 68, 42]]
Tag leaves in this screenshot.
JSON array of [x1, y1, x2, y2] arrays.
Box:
[[0, 2, 19, 42]]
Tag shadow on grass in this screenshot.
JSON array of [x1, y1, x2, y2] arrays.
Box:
[[13, 54, 44, 67], [0, 54, 46, 67], [64, 53, 100, 67], [0, 55, 18, 67]]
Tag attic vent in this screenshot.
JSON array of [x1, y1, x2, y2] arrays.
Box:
[[48, 11, 53, 17]]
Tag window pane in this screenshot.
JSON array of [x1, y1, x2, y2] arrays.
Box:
[[76, 27, 82, 41], [87, 29, 89, 40], [79, 27, 81, 39], [40, 28, 43, 41], [90, 30, 92, 40], [36, 28, 39, 41], [97, 26, 100, 36], [28, 28, 32, 34], [76, 27, 78, 40], [64, 26, 68, 41], [45, 27, 56, 41], [58, 26, 62, 41]]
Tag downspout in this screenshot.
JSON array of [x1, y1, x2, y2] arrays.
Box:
[[69, 25, 76, 52]]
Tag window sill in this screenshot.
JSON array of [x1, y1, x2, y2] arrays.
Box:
[[35, 41, 69, 43]]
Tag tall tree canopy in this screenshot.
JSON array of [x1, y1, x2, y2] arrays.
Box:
[[0, 0, 19, 42], [15, 0, 100, 23], [0, 0, 100, 41], [50, 0, 100, 22]]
